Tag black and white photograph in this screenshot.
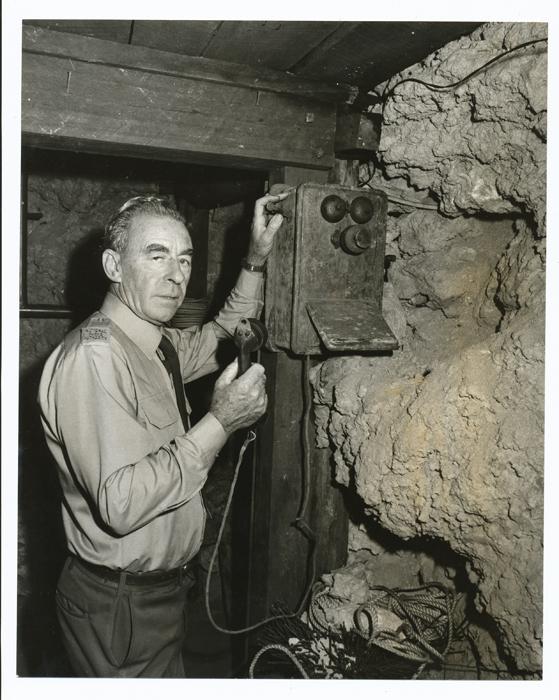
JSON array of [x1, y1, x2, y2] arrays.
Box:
[[2, 1, 557, 697]]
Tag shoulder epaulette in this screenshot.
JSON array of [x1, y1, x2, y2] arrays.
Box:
[[81, 315, 112, 344]]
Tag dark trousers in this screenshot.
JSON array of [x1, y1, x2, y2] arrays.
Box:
[[56, 556, 194, 677]]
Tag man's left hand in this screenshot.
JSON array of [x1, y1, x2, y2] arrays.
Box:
[[245, 192, 290, 266]]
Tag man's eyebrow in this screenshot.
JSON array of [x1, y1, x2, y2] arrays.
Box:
[[144, 243, 193, 256], [145, 243, 169, 253]]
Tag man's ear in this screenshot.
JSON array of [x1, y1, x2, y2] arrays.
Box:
[[102, 249, 122, 283]]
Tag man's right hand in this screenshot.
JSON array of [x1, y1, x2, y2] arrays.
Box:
[[210, 360, 267, 434]]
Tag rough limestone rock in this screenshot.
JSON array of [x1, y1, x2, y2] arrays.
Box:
[[313, 22, 546, 674], [379, 22, 547, 235]]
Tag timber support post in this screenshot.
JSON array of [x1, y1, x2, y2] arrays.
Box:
[[245, 165, 349, 649]]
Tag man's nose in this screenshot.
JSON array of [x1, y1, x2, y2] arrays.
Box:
[[166, 259, 187, 285]]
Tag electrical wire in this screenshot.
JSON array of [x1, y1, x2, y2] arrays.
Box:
[[358, 162, 440, 209], [357, 159, 377, 188], [383, 193, 438, 210], [356, 140, 439, 209], [204, 355, 317, 635], [361, 182, 440, 210], [382, 37, 547, 106], [212, 318, 235, 339], [364, 38, 547, 213], [204, 430, 258, 634]]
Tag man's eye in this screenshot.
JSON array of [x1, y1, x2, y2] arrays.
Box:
[[152, 255, 164, 261], [179, 258, 191, 267]]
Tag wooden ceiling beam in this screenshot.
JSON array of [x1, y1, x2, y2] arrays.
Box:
[[22, 26, 352, 103], [130, 20, 222, 56], [22, 19, 133, 44], [199, 20, 339, 71], [294, 21, 482, 87], [288, 22, 362, 73], [22, 27, 341, 171]]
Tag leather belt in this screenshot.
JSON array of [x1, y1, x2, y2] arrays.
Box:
[[70, 555, 190, 587]]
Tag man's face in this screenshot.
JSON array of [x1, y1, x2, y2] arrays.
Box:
[[114, 213, 193, 324]]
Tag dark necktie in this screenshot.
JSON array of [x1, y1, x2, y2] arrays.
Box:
[[158, 335, 190, 433]]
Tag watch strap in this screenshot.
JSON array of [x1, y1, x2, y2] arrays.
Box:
[[241, 258, 266, 273]]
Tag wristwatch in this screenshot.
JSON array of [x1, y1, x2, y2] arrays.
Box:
[[241, 258, 266, 273]]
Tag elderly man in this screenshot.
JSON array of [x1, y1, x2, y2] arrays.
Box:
[[38, 192, 286, 678]]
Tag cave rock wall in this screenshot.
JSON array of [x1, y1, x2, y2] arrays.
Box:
[[312, 22, 546, 672]]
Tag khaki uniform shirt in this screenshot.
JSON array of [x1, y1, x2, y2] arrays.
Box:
[[38, 270, 263, 573]]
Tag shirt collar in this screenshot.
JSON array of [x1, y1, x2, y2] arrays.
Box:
[[100, 291, 163, 357]]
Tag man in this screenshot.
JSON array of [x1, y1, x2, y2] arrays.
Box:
[[38, 191, 287, 677]]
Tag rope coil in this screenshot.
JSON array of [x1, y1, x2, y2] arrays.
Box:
[[250, 581, 459, 679]]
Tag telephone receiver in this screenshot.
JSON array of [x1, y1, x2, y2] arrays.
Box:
[[234, 318, 268, 376]]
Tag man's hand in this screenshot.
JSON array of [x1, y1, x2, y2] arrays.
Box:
[[245, 191, 290, 267], [210, 360, 267, 434]]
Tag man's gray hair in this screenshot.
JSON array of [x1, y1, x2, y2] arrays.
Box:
[[104, 195, 186, 253]]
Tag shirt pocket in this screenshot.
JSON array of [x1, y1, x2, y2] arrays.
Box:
[[139, 391, 179, 429]]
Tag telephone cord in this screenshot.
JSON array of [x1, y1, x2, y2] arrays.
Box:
[[204, 355, 317, 635]]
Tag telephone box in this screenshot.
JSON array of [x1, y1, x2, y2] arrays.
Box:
[[265, 183, 398, 355]]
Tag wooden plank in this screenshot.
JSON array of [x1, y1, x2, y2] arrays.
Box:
[[247, 355, 349, 621], [247, 165, 348, 635], [131, 20, 221, 56], [202, 20, 339, 71], [307, 301, 398, 352], [22, 26, 351, 103], [22, 20, 133, 43], [296, 21, 482, 87], [22, 51, 336, 171], [308, 416, 349, 584], [289, 22, 362, 73], [248, 351, 309, 620]]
